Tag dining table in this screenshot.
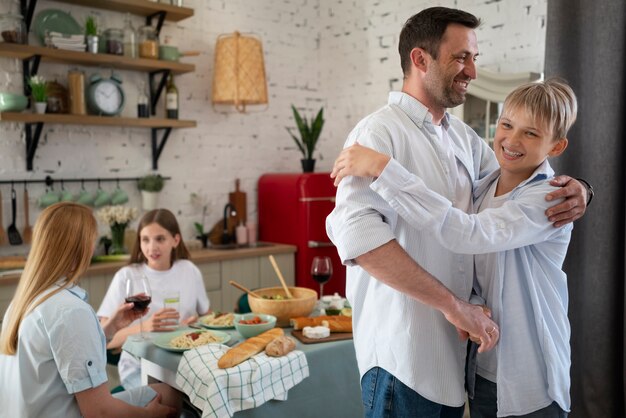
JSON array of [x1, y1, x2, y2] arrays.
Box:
[[123, 327, 364, 418]]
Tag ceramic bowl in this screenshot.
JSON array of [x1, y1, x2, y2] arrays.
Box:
[[0, 93, 28, 112], [234, 313, 277, 338], [248, 286, 318, 326]]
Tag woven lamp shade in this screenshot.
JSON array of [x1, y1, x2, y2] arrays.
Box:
[[212, 31, 268, 112]]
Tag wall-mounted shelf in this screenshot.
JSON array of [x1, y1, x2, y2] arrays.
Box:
[[53, 0, 194, 22], [0, 43, 195, 74]]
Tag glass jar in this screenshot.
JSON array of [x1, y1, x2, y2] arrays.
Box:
[[103, 28, 124, 55], [122, 14, 137, 58], [138, 26, 159, 59], [0, 13, 26, 44]]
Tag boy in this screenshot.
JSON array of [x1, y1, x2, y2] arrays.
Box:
[[331, 78, 576, 417]]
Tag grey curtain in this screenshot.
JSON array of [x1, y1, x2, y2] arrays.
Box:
[[545, 0, 625, 417]]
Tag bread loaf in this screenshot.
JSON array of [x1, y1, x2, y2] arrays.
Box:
[[217, 328, 284, 368], [290, 315, 352, 332], [265, 336, 296, 357]]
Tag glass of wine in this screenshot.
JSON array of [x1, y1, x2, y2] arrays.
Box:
[[311, 256, 333, 298], [125, 272, 152, 341]]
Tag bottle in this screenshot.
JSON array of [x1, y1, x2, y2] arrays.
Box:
[[165, 74, 179, 119], [236, 221, 248, 245], [137, 83, 149, 118], [122, 13, 137, 58]]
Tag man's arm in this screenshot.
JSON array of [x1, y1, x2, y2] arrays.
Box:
[[546, 176, 589, 227], [355, 240, 498, 352]]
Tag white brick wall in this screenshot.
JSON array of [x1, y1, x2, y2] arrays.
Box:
[[0, 0, 546, 244]]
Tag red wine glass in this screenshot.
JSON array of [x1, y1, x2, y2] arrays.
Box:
[[125, 272, 152, 341], [311, 256, 333, 298]]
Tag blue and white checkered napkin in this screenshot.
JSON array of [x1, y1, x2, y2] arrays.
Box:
[[176, 344, 309, 418]]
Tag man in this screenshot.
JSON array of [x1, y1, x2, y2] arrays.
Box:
[[326, 7, 588, 418]]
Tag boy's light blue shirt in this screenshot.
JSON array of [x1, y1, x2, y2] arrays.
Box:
[[371, 158, 572, 416], [0, 284, 108, 418]]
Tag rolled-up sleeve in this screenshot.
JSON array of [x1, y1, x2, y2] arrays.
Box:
[[326, 127, 398, 265]]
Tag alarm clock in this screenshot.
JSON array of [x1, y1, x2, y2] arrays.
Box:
[[86, 73, 125, 116]]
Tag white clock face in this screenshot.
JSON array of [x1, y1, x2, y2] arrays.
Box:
[[94, 81, 123, 114]]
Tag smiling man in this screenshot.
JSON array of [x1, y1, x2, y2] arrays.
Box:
[[326, 7, 588, 418]]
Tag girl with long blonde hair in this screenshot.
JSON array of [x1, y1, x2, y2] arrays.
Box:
[[0, 202, 180, 418]]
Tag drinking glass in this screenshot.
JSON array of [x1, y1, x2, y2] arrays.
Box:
[[125, 273, 152, 341], [311, 256, 333, 298]]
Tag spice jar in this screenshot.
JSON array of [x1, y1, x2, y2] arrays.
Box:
[[103, 28, 124, 55], [0, 13, 26, 44], [138, 25, 159, 59]]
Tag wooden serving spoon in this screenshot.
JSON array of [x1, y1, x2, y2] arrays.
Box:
[[268, 254, 293, 299], [228, 280, 263, 299], [22, 188, 32, 244]]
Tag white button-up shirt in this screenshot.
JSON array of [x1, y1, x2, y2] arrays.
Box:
[[0, 285, 108, 418], [371, 158, 572, 416], [326, 92, 497, 406]]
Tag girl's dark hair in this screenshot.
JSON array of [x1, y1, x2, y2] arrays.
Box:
[[130, 208, 190, 267], [399, 7, 481, 76]]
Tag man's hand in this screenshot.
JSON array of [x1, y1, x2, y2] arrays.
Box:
[[443, 300, 499, 353], [545, 175, 588, 227], [145, 393, 178, 418]]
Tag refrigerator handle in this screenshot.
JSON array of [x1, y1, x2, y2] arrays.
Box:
[[308, 240, 335, 248]]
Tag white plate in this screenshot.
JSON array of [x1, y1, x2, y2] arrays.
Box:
[[152, 329, 230, 352], [197, 312, 235, 329]]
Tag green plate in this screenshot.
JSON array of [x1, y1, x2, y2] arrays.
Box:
[[33, 9, 82, 46], [152, 329, 230, 352]]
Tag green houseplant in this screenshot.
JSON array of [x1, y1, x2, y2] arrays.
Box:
[[138, 174, 165, 210], [286, 105, 325, 172], [27, 75, 48, 113], [85, 15, 98, 53]]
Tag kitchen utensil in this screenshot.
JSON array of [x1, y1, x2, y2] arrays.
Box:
[[8, 187, 22, 245], [247, 286, 317, 327], [228, 280, 263, 299], [229, 178, 247, 226], [0, 92, 28, 112], [0, 190, 6, 246], [268, 254, 293, 299], [22, 187, 32, 244], [159, 45, 200, 62]]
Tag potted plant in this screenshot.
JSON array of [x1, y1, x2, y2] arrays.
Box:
[[85, 15, 98, 53], [27, 75, 48, 113], [286, 105, 325, 172], [191, 192, 210, 248], [137, 174, 165, 211]]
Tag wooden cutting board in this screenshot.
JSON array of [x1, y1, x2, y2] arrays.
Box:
[[229, 178, 247, 226], [291, 330, 353, 344]]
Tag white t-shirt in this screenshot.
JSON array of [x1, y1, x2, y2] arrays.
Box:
[[97, 259, 210, 386]]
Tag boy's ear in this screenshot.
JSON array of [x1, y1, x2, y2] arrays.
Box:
[[548, 138, 568, 157], [410, 48, 429, 72]]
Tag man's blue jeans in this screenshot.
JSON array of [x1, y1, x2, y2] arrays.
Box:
[[361, 367, 465, 418]]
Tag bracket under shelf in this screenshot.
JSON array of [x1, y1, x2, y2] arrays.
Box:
[[149, 69, 171, 116], [151, 127, 172, 170], [25, 122, 44, 171]]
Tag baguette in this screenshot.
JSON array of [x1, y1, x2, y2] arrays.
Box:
[[217, 328, 284, 369], [290, 315, 352, 332]]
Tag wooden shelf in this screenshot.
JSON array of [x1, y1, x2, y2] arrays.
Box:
[[53, 0, 194, 22], [0, 43, 195, 74], [0, 112, 196, 128]]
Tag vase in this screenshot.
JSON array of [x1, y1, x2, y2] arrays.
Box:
[[110, 222, 128, 255], [87, 35, 99, 53], [141, 190, 159, 211], [301, 158, 316, 173], [34, 101, 47, 114]]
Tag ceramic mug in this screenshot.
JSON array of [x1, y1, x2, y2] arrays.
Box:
[[110, 187, 129, 205], [76, 189, 95, 206], [60, 189, 74, 202], [93, 188, 111, 207], [38, 189, 60, 208]]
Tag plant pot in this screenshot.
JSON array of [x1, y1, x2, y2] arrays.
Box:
[[34, 101, 47, 114], [301, 158, 316, 173], [87, 35, 99, 54], [141, 190, 159, 211]]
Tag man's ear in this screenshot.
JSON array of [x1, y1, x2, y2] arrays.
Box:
[[410, 48, 429, 73], [549, 138, 568, 157]]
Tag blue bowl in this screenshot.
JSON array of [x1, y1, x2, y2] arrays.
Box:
[[234, 313, 277, 338], [0, 93, 28, 112]]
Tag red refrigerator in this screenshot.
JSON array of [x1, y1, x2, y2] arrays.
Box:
[[258, 173, 346, 297]]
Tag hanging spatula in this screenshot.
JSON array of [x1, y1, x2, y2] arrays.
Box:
[[8, 187, 22, 245], [0, 190, 7, 246], [22, 187, 32, 244]]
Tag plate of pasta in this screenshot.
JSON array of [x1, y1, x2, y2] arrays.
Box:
[[152, 329, 231, 352], [198, 312, 236, 329]]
